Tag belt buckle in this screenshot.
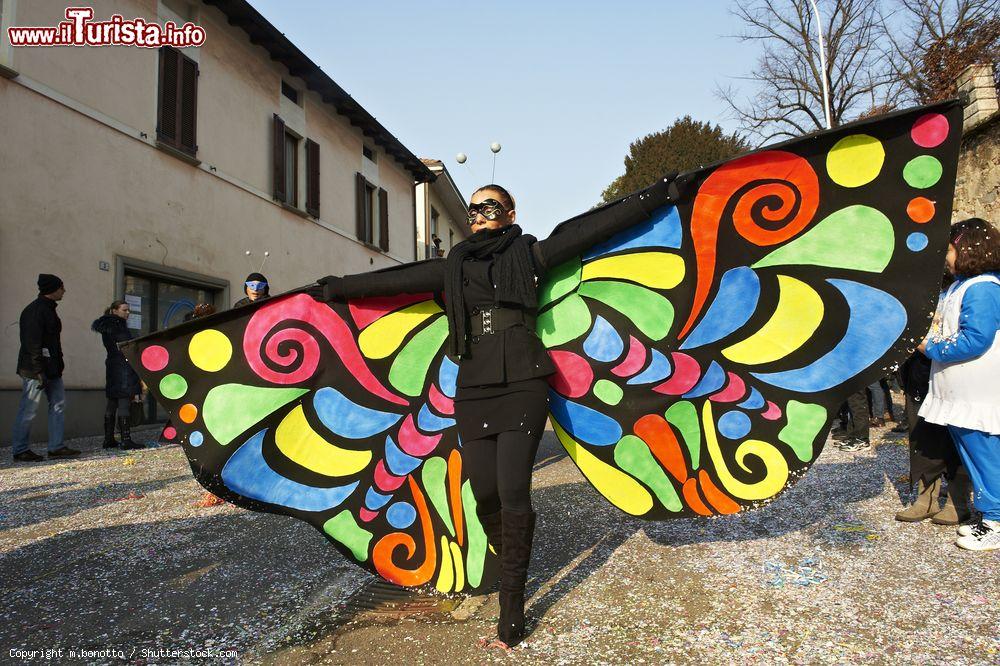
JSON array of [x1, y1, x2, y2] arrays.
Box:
[[482, 309, 493, 335]]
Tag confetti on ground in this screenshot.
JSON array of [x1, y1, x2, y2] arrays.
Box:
[[2, 400, 999, 665]]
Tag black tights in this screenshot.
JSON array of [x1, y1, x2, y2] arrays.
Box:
[[463, 430, 541, 515], [105, 397, 129, 418]]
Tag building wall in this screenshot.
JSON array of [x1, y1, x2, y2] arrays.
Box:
[[428, 186, 467, 256], [0, 0, 423, 441], [954, 117, 1000, 224]]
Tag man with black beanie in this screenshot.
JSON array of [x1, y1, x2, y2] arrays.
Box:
[[11, 274, 80, 461]]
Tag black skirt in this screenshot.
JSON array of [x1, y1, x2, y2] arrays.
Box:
[[454, 378, 550, 443]]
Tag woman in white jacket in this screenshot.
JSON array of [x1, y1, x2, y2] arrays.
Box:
[[919, 218, 1000, 551]]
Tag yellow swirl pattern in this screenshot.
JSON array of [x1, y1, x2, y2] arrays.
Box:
[[359, 301, 444, 359], [552, 420, 653, 516], [581, 252, 685, 290], [702, 402, 789, 501], [436, 535, 455, 593], [275, 405, 372, 477], [722, 275, 823, 365]]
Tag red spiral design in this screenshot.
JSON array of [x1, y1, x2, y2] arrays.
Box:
[[679, 151, 819, 339], [243, 294, 408, 405]]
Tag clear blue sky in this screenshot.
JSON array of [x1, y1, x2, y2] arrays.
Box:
[[251, 1, 760, 238]]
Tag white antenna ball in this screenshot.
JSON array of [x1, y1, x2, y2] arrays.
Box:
[[456, 153, 467, 164], [263, 251, 270, 257], [490, 142, 501, 153], [245, 250, 252, 256]]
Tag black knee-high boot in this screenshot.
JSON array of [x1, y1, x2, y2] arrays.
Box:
[[118, 416, 144, 450], [479, 510, 503, 560], [498, 509, 535, 647], [103, 414, 119, 448]]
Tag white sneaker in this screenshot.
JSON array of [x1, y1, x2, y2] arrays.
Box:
[[955, 519, 1000, 551], [957, 523, 975, 537]]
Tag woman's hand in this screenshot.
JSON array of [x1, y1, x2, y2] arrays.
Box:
[[307, 276, 344, 303], [917, 340, 927, 354]]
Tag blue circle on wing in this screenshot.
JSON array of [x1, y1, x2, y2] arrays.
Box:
[[906, 232, 928, 252], [386, 502, 416, 529], [718, 411, 752, 440], [189, 431, 204, 447]]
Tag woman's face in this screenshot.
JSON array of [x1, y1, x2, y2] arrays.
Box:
[[114, 303, 130, 320], [945, 243, 957, 275], [468, 189, 516, 233]]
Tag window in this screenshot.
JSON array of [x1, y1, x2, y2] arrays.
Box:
[[157, 47, 198, 156], [356, 173, 389, 251], [273, 115, 297, 206], [363, 145, 376, 162], [429, 207, 441, 257], [281, 81, 300, 105]]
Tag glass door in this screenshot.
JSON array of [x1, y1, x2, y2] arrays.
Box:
[[124, 272, 220, 422]]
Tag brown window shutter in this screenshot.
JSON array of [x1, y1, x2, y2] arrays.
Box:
[[378, 187, 389, 251], [178, 53, 198, 155], [157, 47, 179, 146], [273, 114, 286, 202], [305, 139, 320, 217], [355, 173, 367, 241]]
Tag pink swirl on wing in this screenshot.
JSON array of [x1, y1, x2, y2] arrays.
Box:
[[244, 293, 408, 406]]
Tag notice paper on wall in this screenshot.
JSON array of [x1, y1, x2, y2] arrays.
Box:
[[125, 295, 142, 313], [127, 313, 143, 330]]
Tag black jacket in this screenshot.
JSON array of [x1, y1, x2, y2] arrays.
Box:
[[91, 314, 142, 399], [17, 296, 64, 380], [328, 177, 673, 388], [233, 293, 271, 309]]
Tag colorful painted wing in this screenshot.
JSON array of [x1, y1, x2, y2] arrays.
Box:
[[540, 100, 962, 518], [123, 291, 497, 593], [126, 100, 961, 592]]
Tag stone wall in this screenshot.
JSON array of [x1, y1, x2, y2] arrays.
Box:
[[954, 115, 1000, 223]]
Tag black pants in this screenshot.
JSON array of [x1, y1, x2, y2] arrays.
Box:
[[463, 431, 541, 515], [845, 389, 870, 441], [105, 396, 130, 418]]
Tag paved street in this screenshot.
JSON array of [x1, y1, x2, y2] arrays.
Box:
[[2, 425, 998, 664]]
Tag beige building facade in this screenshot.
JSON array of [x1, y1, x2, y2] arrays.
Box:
[[0, 0, 435, 440]]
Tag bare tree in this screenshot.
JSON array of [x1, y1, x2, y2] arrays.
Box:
[[883, 0, 1000, 104], [719, 0, 900, 143]]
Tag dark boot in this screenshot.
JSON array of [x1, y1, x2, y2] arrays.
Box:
[[118, 416, 145, 450], [498, 509, 535, 648], [479, 510, 503, 560], [103, 414, 119, 449], [895, 477, 941, 522], [932, 472, 973, 525]]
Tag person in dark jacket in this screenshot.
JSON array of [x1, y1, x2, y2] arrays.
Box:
[[12, 274, 79, 461], [233, 272, 270, 308], [311, 177, 673, 649], [92, 300, 144, 450]]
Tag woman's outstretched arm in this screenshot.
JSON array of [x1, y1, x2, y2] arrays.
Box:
[[532, 175, 677, 273], [310, 258, 447, 301]]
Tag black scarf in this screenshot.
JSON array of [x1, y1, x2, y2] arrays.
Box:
[[444, 224, 537, 357]]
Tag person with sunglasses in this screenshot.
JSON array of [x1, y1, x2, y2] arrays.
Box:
[[310, 177, 674, 649], [234, 272, 271, 308]]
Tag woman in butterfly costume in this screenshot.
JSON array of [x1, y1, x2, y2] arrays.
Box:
[[125, 100, 966, 652], [310, 178, 673, 648]]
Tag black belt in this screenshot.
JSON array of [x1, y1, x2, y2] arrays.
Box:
[[469, 307, 534, 337]]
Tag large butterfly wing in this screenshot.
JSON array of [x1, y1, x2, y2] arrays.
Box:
[[123, 291, 498, 593], [538, 101, 961, 518]]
